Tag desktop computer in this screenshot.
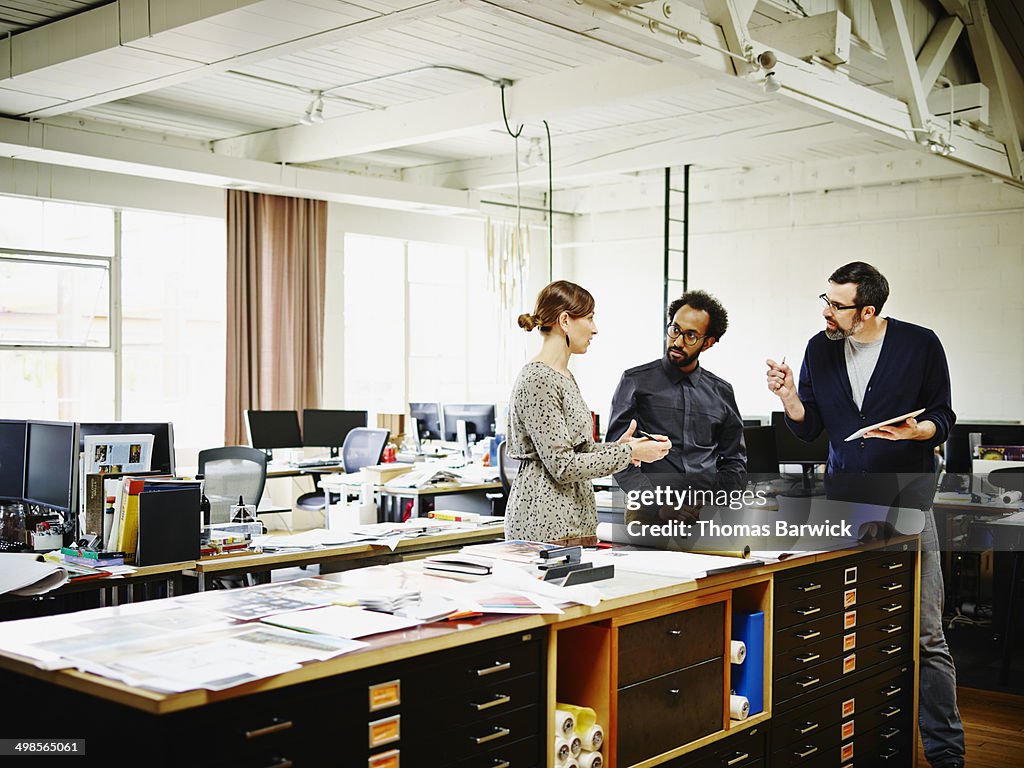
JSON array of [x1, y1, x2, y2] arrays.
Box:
[[246, 410, 303, 458], [771, 412, 830, 496], [302, 409, 367, 459], [441, 403, 496, 443]]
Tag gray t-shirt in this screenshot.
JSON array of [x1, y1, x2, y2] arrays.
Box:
[[845, 335, 884, 409]]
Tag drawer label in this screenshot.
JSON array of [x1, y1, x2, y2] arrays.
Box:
[[841, 720, 855, 740], [843, 588, 857, 608], [369, 680, 401, 711], [843, 632, 856, 652], [368, 749, 400, 768], [841, 742, 854, 761], [844, 610, 857, 630], [369, 715, 401, 748], [843, 653, 856, 675], [841, 698, 855, 718], [844, 566, 858, 585]]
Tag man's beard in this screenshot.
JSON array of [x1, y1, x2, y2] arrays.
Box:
[[825, 314, 863, 341], [668, 346, 701, 369]]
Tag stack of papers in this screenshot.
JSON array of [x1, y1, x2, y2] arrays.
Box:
[[0, 553, 68, 596], [423, 554, 493, 576], [262, 605, 423, 638], [357, 588, 420, 613]]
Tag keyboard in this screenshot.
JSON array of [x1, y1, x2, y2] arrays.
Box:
[[290, 458, 342, 469]]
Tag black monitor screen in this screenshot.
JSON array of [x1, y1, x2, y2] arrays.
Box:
[[945, 422, 1024, 473], [442, 403, 496, 442], [771, 412, 830, 465], [0, 420, 27, 500], [409, 402, 442, 441], [79, 422, 176, 475], [303, 409, 367, 448], [25, 421, 77, 513], [743, 426, 780, 477], [246, 410, 302, 449]]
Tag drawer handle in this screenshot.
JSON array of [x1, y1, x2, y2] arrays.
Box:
[[264, 760, 293, 768], [881, 582, 903, 591], [881, 727, 901, 740], [881, 644, 903, 656], [796, 652, 820, 664], [881, 706, 901, 718], [668, 688, 681, 695], [472, 726, 511, 745], [880, 747, 900, 760], [475, 661, 511, 677], [882, 685, 902, 697], [667, 629, 682, 637], [880, 624, 903, 634], [795, 629, 820, 640], [794, 746, 819, 759], [471, 694, 511, 712], [795, 722, 819, 735], [880, 603, 903, 613], [881, 561, 904, 570], [490, 762, 510, 768], [795, 676, 820, 689], [725, 752, 750, 765], [794, 606, 821, 616], [797, 582, 822, 593], [245, 719, 294, 740]]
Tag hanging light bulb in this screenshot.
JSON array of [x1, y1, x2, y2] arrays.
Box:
[[310, 94, 325, 124], [299, 101, 315, 126], [523, 137, 545, 167], [762, 71, 781, 94]]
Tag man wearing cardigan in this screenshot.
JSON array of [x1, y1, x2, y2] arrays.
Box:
[[766, 262, 964, 768]]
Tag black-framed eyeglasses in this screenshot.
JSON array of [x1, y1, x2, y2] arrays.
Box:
[[819, 293, 859, 312], [666, 324, 706, 346]]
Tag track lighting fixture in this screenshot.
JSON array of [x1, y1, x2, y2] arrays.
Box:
[[762, 71, 781, 94], [299, 91, 325, 126], [754, 50, 780, 94]]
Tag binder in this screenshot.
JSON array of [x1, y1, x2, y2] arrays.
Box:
[[135, 486, 201, 566], [732, 611, 764, 715]]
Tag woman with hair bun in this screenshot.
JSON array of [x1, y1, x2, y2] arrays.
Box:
[[505, 280, 672, 542]]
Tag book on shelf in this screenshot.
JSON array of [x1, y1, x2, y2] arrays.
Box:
[[63, 554, 124, 568]]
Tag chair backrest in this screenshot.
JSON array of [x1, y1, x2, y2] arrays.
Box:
[[198, 446, 268, 524], [342, 428, 390, 474], [989, 466, 1024, 493], [498, 440, 521, 495]]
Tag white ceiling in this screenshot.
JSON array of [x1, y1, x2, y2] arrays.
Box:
[[0, 0, 1015, 210]]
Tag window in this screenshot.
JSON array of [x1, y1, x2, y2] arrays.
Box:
[[342, 233, 517, 428], [0, 196, 225, 467]]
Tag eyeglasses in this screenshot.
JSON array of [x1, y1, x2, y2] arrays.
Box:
[[819, 293, 859, 312], [666, 324, 706, 346]]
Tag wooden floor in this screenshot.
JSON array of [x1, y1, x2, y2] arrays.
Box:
[[916, 687, 1024, 767]]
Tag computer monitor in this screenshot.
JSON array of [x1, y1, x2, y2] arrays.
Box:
[[24, 421, 78, 516], [409, 402, 442, 441], [0, 419, 27, 500], [245, 410, 302, 451], [442, 403, 496, 442], [743, 426, 780, 477], [78, 422, 176, 475], [945, 422, 1024, 473], [302, 409, 367, 456], [771, 412, 830, 465]]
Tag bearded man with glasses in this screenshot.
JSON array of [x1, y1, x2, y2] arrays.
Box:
[[607, 290, 746, 524], [766, 261, 964, 768]]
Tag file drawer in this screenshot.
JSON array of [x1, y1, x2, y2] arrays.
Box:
[[773, 610, 847, 655], [775, 560, 863, 607], [618, 600, 725, 686], [774, 609, 911, 679], [454, 735, 540, 768], [774, 594, 851, 631], [617, 657, 724, 766], [403, 674, 540, 738], [661, 724, 765, 768], [773, 631, 846, 678], [857, 572, 913, 605], [858, 549, 915, 580]]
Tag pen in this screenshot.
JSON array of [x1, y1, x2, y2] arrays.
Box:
[[637, 429, 668, 442]]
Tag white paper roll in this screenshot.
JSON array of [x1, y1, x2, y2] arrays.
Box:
[[564, 761, 580, 768], [555, 736, 572, 762], [578, 751, 603, 768], [555, 709, 575, 736], [730, 639, 747, 665], [570, 735, 582, 756], [1001, 490, 1022, 505], [730, 694, 750, 721], [580, 724, 604, 752]]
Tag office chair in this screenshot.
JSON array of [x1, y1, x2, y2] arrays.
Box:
[[498, 440, 522, 495], [295, 428, 390, 511], [198, 446, 268, 524]]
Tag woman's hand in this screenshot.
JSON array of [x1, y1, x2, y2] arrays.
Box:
[[627, 434, 672, 463]]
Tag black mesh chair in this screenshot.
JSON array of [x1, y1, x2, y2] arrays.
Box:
[[198, 446, 267, 525], [498, 440, 522, 495]]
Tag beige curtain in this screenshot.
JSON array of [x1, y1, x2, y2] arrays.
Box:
[[225, 190, 327, 445]]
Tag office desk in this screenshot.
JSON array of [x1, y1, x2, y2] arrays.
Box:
[[185, 525, 504, 590], [265, 462, 347, 479], [377, 480, 502, 520], [0, 537, 920, 768]]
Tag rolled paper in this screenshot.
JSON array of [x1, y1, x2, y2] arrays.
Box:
[[1001, 490, 1022, 505], [696, 546, 751, 558], [556, 703, 597, 734], [578, 751, 603, 768], [730, 694, 750, 721], [580, 724, 604, 752], [730, 639, 747, 665], [555, 708, 575, 736], [555, 737, 571, 762], [569, 735, 582, 756], [564, 761, 580, 768]]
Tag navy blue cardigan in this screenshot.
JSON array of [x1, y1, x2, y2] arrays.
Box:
[[786, 317, 955, 478]]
